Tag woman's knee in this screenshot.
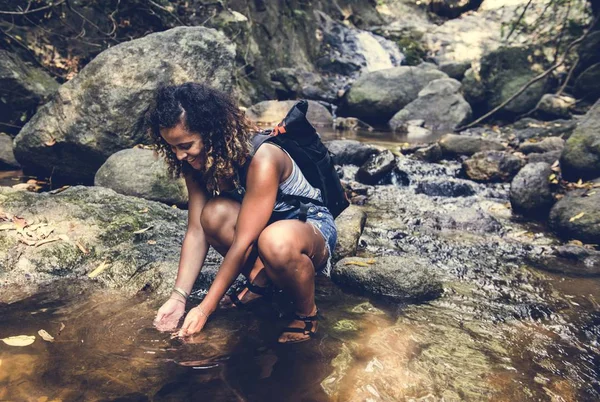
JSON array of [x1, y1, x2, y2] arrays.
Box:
[[200, 197, 238, 239], [257, 226, 301, 272]]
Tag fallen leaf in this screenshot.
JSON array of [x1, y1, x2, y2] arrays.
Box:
[[19, 238, 38, 246], [75, 241, 89, 254], [147, 240, 157, 245], [569, 212, 585, 222], [38, 329, 55, 342], [344, 259, 376, 267], [577, 179, 583, 186], [58, 234, 71, 242], [0, 222, 14, 231], [44, 138, 56, 147], [34, 238, 60, 247], [138, 208, 149, 213], [50, 185, 70, 195], [171, 205, 178, 209], [551, 160, 559, 168], [549, 174, 556, 181], [584, 191, 597, 197], [1, 335, 35, 346], [59, 323, 65, 334], [88, 261, 109, 278], [551, 179, 559, 184], [12, 216, 28, 231], [133, 226, 153, 234], [568, 239, 583, 246]]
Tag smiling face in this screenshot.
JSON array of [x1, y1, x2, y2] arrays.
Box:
[[160, 122, 205, 170]]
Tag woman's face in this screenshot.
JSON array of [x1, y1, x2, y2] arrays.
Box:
[[160, 123, 204, 170]]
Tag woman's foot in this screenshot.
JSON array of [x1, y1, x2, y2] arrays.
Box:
[[221, 272, 273, 308], [278, 307, 318, 344]]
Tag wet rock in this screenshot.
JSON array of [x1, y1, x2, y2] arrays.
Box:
[[333, 205, 367, 261], [0, 51, 59, 135], [527, 245, 600, 277], [333, 117, 373, 132], [527, 150, 561, 165], [511, 118, 578, 141], [413, 143, 443, 162], [389, 78, 472, 133], [325, 140, 379, 166], [439, 60, 471, 80], [0, 133, 19, 169], [463, 150, 524, 182], [549, 181, 600, 244], [416, 178, 476, 197], [13, 27, 235, 184], [510, 162, 555, 219], [574, 63, 600, 102], [428, 0, 482, 19], [560, 99, 600, 181], [439, 133, 505, 158], [269, 67, 338, 103], [577, 31, 600, 72], [518, 137, 565, 155], [94, 148, 188, 206], [245, 99, 333, 127], [536, 94, 575, 119], [332, 256, 443, 302], [0, 186, 223, 296], [462, 68, 486, 110], [356, 150, 397, 185], [341, 64, 448, 123]]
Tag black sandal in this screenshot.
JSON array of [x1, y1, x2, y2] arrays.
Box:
[[228, 280, 275, 309], [278, 310, 319, 344]]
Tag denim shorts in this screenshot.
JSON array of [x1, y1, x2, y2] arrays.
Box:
[[270, 203, 338, 276]]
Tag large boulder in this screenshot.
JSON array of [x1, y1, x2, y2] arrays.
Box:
[[438, 133, 505, 158], [549, 181, 600, 244], [332, 256, 443, 302], [94, 148, 188, 206], [389, 78, 472, 132], [355, 150, 397, 185], [245, 100, 333, 127], [463, 150, 524, 182], [325, 140, 379, 166], [0, 51, 59, 135], [510, 162, 555, 219], [13, 27, 236, 184], [560, 99, 600, 181], [0, 133, 19, 169], [574, 63, 600, 102], [333, 205, 367, 261], [0, 186, 223, 296], [341, 63, 448, 123]]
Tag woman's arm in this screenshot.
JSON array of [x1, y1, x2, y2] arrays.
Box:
[[178, 145, 285, 336]]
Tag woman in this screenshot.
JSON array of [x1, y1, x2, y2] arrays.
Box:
[[149, 83, 337, 344]]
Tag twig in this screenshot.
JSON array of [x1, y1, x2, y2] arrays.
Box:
[[505, 0, 533, 42], [457, 14, 599, 131], [556, 55, 579, 96], [0, 0, 66, 15], [148, 0, 187, 26], [552, 0, 572, 63]]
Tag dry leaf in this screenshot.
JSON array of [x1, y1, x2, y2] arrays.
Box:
[[171, 205, 178, 209], [568, 239, 583, 247], [569, 212, 585, 222], [147, 240, 157, 245], [133, 226, 153, 234], [45, 138, 56, 147], [584, 191, 597, 197], [0, 222, 15, 231], [549, 174, 556, 181], [38, 329, 55, 342], [138, 208, 149, 213], [50, 185, 70, 195], [1, 335, 35, 346], [88, 261, 109, 278], [59, 323, 65, 334], [551, 160, 559, 168], [344, 259, 376, 267], [35, 238, 60, 247], [19, 238, 38, 246], [58, 234, 71, 242], [12, 216, 28, 231], [75, 241, 89, 254]]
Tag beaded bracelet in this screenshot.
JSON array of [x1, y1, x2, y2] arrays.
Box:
[[172, 287, 188, 300]]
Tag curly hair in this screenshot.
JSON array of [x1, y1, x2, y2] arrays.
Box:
[[147, 83, 253, 195]]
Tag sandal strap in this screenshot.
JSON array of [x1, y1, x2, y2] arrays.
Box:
[[292, 310, 319, 322], [246, 280, 274, 296], [281, 323, 315, 336]]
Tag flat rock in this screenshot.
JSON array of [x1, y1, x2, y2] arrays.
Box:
[[549, 182, 600, 244], [439, 133, 505, 158], [463, 150, 524, 182], [416, 178, 477, 197], [518, 137, 564, 155]]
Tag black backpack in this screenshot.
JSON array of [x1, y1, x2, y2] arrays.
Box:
[[242, 100, 349, 221]]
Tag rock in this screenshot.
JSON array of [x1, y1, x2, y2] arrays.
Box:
[[527, 245, 600, 277], [333, 117, 373, 132], [428, 0, 482, 19], [438, 133, 505, 157], [314, 11, 403, 76], [389, 78, 472, 132], [341, 64, 448, 123], [416, 178, 476, 197], [269, 67, 339, 103], [0, 133, 19, 169], [511, 118, 578, 141], [356, 150, 397, 185], [333, 205, 367, 261], [527, 150, 561, 165], [560, 99, 600, 181], [462, 68, 487, 110], [325, 140, 379, 166], [94, 148, 188, 206], [509, 162, 555, 219], [13, 27, 235, 183], [536, 94, 575, 119], [245, 100, 333, 127], [549, 182, 600, 244], [577, 31, 600, 73], [332, 256, 443, 302], [439, 61, 471, 80], [518, 137, 565, 155], [0, 186, 224, 296], [0, 51, 59, 135], [413, 143, 443, 162], [480, 46, 549, 115], [574, 63, 600, 102], [463, 150, 524, 182]]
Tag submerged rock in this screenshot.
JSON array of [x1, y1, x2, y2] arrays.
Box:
[[332, 256, 443, 302], [333, 117, 373, 132], [94, 148, 188, 206], [439, 133, 505, 158], [560, 99, 600, 181], [527, 245, 600, 277], [510, 162, 555, 219], [549, 182, 600, 244], [13, 27, 235, 183], [355, 150, 397, 185], [333, 205, 367, 261], [463, 150, 524, 182]]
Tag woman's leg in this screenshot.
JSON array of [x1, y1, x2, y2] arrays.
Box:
[[200, 197, 268, 295], [257, 220, 328, 343]]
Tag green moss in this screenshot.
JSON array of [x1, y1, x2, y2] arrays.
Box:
[[38, 243, 88, 275], [396, 37, 426, 66], [99, 214, 151, 246]]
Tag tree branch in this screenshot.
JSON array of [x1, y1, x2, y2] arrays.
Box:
[[0, 0, 66, 15]]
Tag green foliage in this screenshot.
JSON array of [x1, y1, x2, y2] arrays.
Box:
[[395, 37, 427, 66]]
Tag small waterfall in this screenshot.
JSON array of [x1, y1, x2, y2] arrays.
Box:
[[355, 31, 395, 72]]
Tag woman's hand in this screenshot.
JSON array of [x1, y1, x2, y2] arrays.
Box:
[[178, 304, 211, 337], [153, 298, 186, 332]]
